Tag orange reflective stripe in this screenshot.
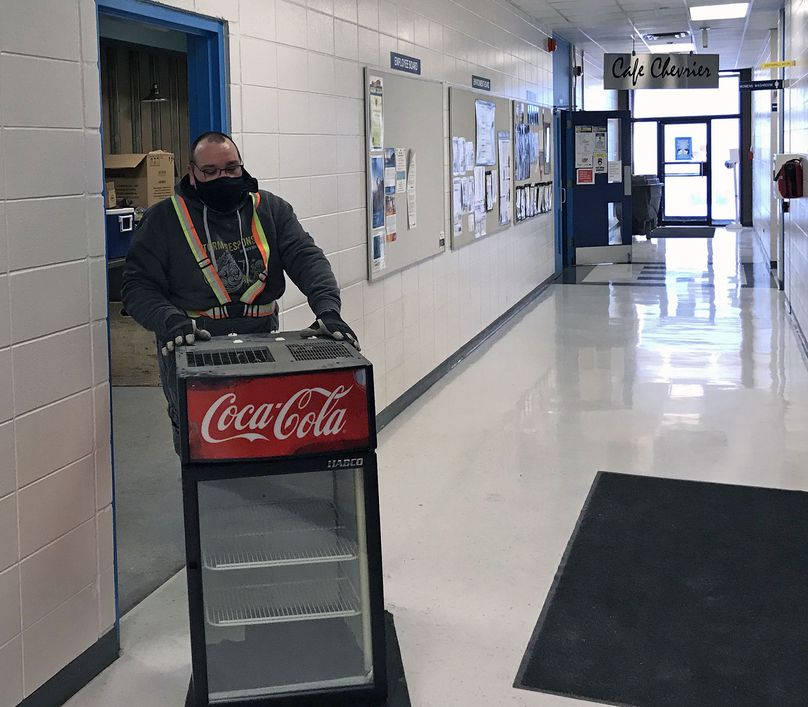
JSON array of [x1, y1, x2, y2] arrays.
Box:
[[171, 195, 230, 306], [239, 192, 271, 304]]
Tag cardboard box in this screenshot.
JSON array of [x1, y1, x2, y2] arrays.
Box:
[[104, 150, 175, 208], [105, 180, 117, 208]]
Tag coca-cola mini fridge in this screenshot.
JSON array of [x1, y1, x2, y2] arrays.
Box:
[[175, 333, 387, 707]]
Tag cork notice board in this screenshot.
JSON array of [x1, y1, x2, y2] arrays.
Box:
[[364, 68, 446, 281], [448, 88, 512, 250]]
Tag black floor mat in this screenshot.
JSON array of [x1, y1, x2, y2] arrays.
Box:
[[650, 226, 715, 238], [515, 472, 808, 707]]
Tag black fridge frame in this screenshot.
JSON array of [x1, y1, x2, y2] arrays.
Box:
[[178, 362, 387, 707]]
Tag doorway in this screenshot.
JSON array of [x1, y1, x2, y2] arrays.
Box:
[[633, 117, 740, 226], [96, 0, 228, 617], [631, 74, 742, 227]]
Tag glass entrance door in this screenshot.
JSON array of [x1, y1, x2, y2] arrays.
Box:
[[661, 121, 708, 222]]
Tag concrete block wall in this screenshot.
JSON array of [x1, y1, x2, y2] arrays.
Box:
[[0, 1, 115, 705], [785, 0, 808, 327], [0, 0, 555, 702]]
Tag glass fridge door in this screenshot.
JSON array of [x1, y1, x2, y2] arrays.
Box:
[[197, 466, 374, 702]]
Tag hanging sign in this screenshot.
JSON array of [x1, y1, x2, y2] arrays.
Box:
[[603, 53, 719, 89], [739, 79, 784, 91], [760, 60, 795, 69], [390, 52, 421, 75]]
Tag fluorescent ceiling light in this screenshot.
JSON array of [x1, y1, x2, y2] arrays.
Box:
[[689, 3, 749, 21], [649, 43, 696, 53]]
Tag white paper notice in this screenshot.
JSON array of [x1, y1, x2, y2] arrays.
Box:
[[465, 141, 475, 172], [473, 166, 486, 208], [452, 178, 462, 233], [497, 130, 511, 225], [395, 147, 407, 193], [608, 160, 623, 183], [475, 99, 496, 166], [407, 150, 417, 229], [369, 76, 384, 150], [452, 137, 463, 176], [371, 227, 386, 272], [575, 126, 594, 169]]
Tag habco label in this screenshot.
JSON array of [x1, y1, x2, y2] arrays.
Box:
[[603, 53, 720, 90], [186, 369, 370, 461]]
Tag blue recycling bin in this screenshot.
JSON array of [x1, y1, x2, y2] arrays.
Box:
[[105, 207, 135, 260]]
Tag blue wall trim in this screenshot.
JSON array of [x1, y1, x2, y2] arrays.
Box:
[[97, 0, 223, 34]]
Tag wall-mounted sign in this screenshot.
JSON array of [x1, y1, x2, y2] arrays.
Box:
[[760, 60, 795, 69], [390, 52, 421, 75], [603, 53, 719, 90], [576, 168, 594, 185], [739, 79, 784, 91], [472, 75, 491, 91]]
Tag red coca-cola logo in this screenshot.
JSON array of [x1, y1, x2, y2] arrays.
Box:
[[186, 370, 371, 461]]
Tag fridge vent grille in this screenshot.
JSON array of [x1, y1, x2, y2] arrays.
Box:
[[187, 347, 274, 367], [287, 342, 352, 361]]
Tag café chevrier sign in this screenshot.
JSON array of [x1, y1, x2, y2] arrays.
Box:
[[603, 53, 720, 90]]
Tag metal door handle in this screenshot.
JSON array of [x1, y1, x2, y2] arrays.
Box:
[[561, 187, 567, 204]]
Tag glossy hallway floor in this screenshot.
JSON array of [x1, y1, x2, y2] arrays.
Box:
[[68, 229, 808, 707]]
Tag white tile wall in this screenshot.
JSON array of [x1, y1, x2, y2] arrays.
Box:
[[0, 494, 18, 574], [0, 56, 83, 129], [15, 391, 94, 488], [12, 325, 92, 416], [10, 261, 90, 344], [0, 565, 20, 648], [6, 197, 88, 270], [22, 584, 98, 695], [17, 454, 95, 558], [0, 636, 23, 707], [20, 519, 96, 629]]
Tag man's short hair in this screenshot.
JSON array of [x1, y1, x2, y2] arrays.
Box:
[[190, 131, 242, 162]]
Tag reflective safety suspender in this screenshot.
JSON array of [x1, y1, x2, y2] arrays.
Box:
[[170, 192, 274, 318]]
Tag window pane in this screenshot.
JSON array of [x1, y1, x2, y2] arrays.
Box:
[[633, 121, 657, 175], [634, 75, 739, 118], [711, 118, 740, 221]]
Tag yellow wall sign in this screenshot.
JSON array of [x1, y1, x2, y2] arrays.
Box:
[[760, 60, 796, 69]]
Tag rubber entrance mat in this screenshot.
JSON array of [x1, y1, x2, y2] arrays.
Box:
[[650, 226, 715, 238], [515, 472, 808, 707]]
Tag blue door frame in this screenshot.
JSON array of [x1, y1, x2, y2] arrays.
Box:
[[97, 0, 229, 138]]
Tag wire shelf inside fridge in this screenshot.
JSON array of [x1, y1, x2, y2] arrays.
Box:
[[203, 531, 358, 570], [205, 577, 361, 627]]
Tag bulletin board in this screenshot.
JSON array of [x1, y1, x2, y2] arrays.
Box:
[[448, 88, 512, 250], [364, 68, 445, 281], [512, 102, 554, 223]]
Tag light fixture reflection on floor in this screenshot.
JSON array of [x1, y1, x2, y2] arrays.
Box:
[[141, 82, 168, 103]]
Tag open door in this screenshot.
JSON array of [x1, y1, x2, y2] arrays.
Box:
[[560, 110, 632, 265]]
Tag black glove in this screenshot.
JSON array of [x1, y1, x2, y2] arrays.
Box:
[[300, 310, 360, 350], [160, 317, 212, 357]]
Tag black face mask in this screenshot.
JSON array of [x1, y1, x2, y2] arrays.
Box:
[[193, 169, 259, 212]]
